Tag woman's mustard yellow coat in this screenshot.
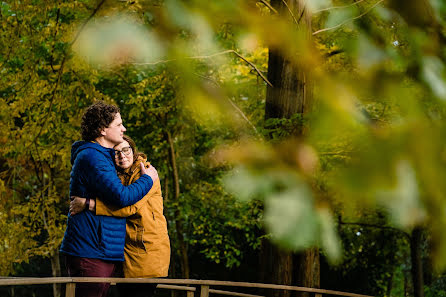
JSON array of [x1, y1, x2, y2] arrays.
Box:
[[96, 156, 170, 278]]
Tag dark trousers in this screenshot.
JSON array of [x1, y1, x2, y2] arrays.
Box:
[[117, 283, 157, 297], [65, 255, 117, 297]]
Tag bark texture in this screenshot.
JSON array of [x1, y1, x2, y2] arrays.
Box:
[[262, 1, 319, 296]]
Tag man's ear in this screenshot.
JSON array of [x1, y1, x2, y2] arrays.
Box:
[[100, 128, 107, 136]]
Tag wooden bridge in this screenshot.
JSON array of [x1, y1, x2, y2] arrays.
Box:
[[0, 277, 373, 297]]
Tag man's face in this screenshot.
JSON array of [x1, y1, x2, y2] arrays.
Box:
[[101, 113, 126, 147]]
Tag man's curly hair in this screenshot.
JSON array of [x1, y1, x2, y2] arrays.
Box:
[[81, 101, 120, 141]]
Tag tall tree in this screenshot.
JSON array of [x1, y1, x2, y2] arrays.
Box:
[[262, 0, 319, 296]]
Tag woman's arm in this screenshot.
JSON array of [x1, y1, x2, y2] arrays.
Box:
[[70, 180, 161, 218], [69, 195, 138, 217], [95, 180, 161, 217]]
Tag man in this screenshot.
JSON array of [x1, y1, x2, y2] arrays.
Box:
[[60, 101, 158, 297]]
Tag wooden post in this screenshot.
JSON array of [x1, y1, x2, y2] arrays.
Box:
[[200, 285, 210, 297], [187, 291, 195, 297], [65, 283, 76, 297], [315, 294, 322, 297]]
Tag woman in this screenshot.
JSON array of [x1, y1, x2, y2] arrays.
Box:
[[70, 135, 170, 297]]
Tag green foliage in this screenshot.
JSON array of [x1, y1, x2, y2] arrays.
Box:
[[334, 211, 409, 296], [184, 181, 262, 268], [263, 114, 305, 140], [425, 281, 446, 297]]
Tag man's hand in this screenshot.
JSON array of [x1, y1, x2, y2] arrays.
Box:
[[141, 163, 159, 183]]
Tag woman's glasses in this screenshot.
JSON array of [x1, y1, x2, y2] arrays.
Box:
[[114, 146, 132, 157]]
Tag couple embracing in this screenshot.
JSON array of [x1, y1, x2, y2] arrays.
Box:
[[60, 101, 170, 297]]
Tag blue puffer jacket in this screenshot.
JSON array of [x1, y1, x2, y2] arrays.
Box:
[[60, 141, 154, 261]]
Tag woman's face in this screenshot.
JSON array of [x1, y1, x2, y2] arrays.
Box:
[[114, 140, 134, 169]]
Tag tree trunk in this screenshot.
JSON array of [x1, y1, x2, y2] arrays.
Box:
[[271, 246, 293, 297], [294, 249, 320, 297], [262, 1, 317, 297], [50, 250, 61, 297], [410, 227, 424, 297], [386, 269, 394, 297], [166, 130, 190, 279], [265, 0, 313, 132], [423, 234, 433, 287], [404, 268, 409, 297]]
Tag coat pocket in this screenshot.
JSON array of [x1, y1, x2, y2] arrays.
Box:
[[136, 227, 147, 254]]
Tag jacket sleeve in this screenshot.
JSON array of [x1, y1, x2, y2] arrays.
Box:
[[96, 180, 161, 217], [81, 152, 153, 208]]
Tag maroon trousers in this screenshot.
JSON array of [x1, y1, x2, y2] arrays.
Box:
[[65, 255, 117, 297]]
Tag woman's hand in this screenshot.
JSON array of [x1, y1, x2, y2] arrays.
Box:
[[70, 197, 86, 215], [69, 196, 95, 215], [141, 163, 159, 182], [69, 197, 96, 215]]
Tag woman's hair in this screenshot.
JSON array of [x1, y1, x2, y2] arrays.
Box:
[[122, 134, 146, 163], [81, 101, 120, 141]]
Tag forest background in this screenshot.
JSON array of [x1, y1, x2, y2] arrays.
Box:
[[1, 0, 446, 297]]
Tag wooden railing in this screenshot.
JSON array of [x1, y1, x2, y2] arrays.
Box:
[[0, 277, 373, 297]]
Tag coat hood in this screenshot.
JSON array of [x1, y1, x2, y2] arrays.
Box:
[[71, 141, 115, 165]]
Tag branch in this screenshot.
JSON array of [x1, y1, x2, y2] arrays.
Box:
[[30, 0, 107, 147], [70, 0, 108, 46], [258, 0, 278, 14], [312, 0, 385, 35], [29, 151, 43, 185], [133, 50, 273, 87], [297, 4, 306, 25], [314, 0, 367, 13], [132, 50, 234, 66], [319, 151, 353, 156], [281, 0, 299, 25], [50, 8, 61, 73], [231, 50, 273, 87], [194, 73, 260, 136], [325, 49, 345, 57]]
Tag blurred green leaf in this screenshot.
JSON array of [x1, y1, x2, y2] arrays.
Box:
[[264, 186, 318, 250]]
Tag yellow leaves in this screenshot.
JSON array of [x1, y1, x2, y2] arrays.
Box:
[[315, 41, 341, 56], [235, 64, 252, 77]]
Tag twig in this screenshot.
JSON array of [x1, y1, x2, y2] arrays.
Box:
[[70, 0, 108, 46], [281, 0, 299, 25], [258, 0, 278, 14], [319, 151, 354, 156], [133, 50, 235, 65], [194, 73, 260, 135], [133, 50, 273, 87], [50, 7, 61, 73], [227, 97, 260, 135], [314, 0, 367, 13], [231, 50, 273, 87], [325, 49, 345, 57], [297, 4, 306, 25], [312, 0, 384, 35], [30, 0, 107, 147]]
